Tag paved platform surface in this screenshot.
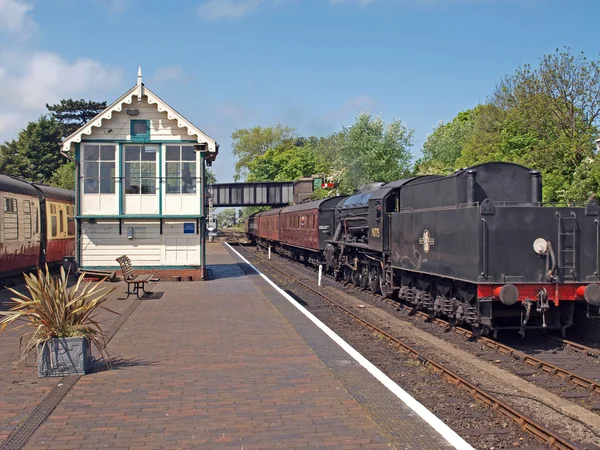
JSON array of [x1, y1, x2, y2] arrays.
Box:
[[0, 243, 457, 449]]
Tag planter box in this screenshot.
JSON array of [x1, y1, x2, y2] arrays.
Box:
[[38, 337, 92, 377]]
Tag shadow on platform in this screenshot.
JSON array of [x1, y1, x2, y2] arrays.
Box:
[[91, 357, 158, 373]]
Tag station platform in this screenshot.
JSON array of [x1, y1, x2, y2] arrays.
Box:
[[0, 243, 469, 449]]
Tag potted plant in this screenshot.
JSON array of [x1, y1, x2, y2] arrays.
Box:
[[0, 265, 117, 377]]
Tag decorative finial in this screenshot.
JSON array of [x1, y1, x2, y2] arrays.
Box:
[[137, 65, 143, 103]]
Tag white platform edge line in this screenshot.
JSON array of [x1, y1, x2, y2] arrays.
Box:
[[226, 243, 474, 450]]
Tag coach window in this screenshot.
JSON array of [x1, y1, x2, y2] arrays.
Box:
[[82, 144, 116, 194], [34, 207, 39, 234], [50, 204, 58, 238], [67, 206, 75, 236], [59, 208, 64, 234], [3, 197, 18, 240], [23, 200, 32, 239]]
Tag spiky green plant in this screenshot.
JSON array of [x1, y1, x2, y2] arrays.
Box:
[[0, 265, 118, 364]]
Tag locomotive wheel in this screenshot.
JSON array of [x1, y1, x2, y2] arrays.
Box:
[[369, 266, 380, 294], [359, 265, 369, 290]]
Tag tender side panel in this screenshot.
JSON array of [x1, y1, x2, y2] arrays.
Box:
[[390, 207, 481, 282], [484, 206, 598, 284]]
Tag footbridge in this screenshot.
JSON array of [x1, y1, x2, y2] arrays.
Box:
[[206, 177, 321, 207]]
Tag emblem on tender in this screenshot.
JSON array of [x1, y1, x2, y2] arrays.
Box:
[[419, 229, 434, 253]]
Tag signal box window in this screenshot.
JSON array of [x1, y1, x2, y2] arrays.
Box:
[[166, 145, 197, 194], [131, 120, 150, 141], [82, 144, 116, 194], [125, 145, 156, 194]]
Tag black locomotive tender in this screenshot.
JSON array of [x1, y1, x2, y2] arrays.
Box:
[[246, 162, 600, 337]]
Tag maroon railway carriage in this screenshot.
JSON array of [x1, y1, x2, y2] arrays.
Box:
[[257, 208, 281, 242], [280, 201, 321, 251], [247, 197, 343, 266]]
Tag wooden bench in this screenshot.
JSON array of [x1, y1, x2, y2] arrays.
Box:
[[116, 255, 154, 299]]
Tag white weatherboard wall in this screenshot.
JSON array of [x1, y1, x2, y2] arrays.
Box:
[[86, 96, 192, 141], [81, 220, 200, 267]]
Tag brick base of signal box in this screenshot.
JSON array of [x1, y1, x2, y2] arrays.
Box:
[[128, 268, 205, 281]]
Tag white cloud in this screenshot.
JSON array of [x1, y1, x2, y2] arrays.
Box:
[[0, 0, 36, 36], [0, 52, 122, 141], [150, 65, 185, 84]]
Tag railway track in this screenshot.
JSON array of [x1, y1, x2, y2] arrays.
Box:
[[232, 242, 584, 450], [256, 237, 600, 409], [226, 233, 600, 407]]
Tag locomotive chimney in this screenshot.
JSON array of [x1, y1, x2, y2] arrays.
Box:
[[466, 169, 477, 204], [530, 170, 541, 204]]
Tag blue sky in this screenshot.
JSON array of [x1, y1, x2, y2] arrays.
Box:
[[1, 0, 600, 183]]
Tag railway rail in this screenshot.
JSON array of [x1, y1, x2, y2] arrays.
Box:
[[232, 241, 582, 450], [226, 231, 600, 402]]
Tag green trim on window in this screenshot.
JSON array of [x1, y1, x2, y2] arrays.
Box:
[[130, 119, 151, 142], [118, 143, 123, 215], [75, 143, 82, 268], [158, 143, 163, 216]]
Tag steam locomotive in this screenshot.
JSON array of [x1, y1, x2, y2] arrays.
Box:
[[245, 162, 600, 337]]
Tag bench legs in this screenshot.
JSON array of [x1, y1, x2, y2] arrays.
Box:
[[124, 281, 151, 299]]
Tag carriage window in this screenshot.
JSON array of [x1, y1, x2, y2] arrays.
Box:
[[4, 197, 17, 212], [51, 216, 57, 237], [34, 208, 39, 234], [59, 209, 64, 233], [23, 201, 32, 239], [67, 205, 75, 236]]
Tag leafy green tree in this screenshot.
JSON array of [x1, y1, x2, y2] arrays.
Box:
[[0, 117, 64, 184], [231, 125, 295, 181], [205, 168, 216, 185], [46, 99, 107, 137], [246, 139, 326, 183], [415, 109, 478, 175], [49, 161, 76, 190], [335, 112, 413, 193], [217, 208, 237, 228], [0, 139, 28, 176]]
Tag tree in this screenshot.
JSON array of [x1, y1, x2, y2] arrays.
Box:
[[489, 48, 600, 201], [0, 117, 64, 184], [231, 125, 295, 181], [216, 208, 237, 228], [246, 138, 326, 183], [205, 168, 216, 185], [46, 99, 107, 137], [415, 108, 478, 175], [50, 161, 76, 190], [0, 139, 28, 176], [335, 112, 413, 193]]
